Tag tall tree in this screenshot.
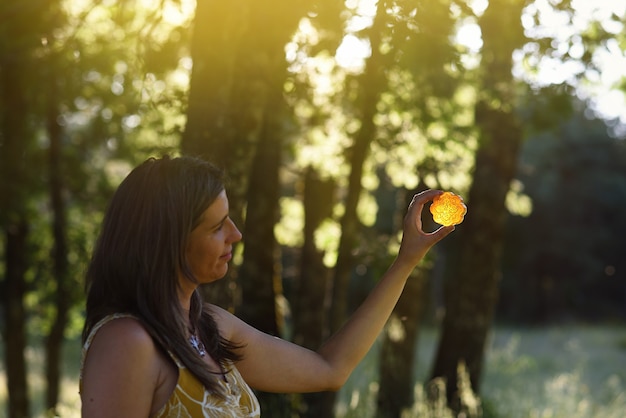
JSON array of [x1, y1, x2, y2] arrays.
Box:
[[0, 2, 40, 418], [44, 50, 71, 417], [329, 0, 388, 340], [292, 168, 335, 347], [237, 87, 290, 413], [308, 2, 391, 416], [376, 183, 441, 418], [374, 0, 467, 414], [230, 0, 307, 329], [232, 2, 322, 414], [0, 1, 45, 415], [39, 4, 75, 413], [183, 0, 341, 415], [1, 0, 199, 414], [180, 1, 250, 309], [430, 0, 527, 410], [292, 168, 335, 418]]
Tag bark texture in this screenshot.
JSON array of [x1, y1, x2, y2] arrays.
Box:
[[430, 0, 527, 411]]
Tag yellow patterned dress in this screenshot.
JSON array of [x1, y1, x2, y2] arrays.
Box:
[[81, 314, 261, 418]]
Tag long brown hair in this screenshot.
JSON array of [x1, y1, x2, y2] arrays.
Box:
[[83, 155, 241, 396]]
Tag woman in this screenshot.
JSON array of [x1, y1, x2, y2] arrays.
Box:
[[80, 155, 454, 417]]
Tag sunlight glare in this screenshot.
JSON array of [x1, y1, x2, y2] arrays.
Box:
[[456, 22, 483, 53], [134, 0, 195, 25], [345, 0, 378, 20], [159, 0, 196, 25], [336, 0, 377, 72], [518, 0, 626, 124], [572, 0, 626, 27], [468, 0, 488, 16], [336, 34, 370, 72]]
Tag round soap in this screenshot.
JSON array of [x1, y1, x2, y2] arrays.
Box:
[[429, 192, 467, 226]]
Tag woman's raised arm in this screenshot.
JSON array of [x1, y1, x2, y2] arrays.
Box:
[[217, 189, 454, 393]]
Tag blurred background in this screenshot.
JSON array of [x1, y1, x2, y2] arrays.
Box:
[[0, 0, 625, 417]]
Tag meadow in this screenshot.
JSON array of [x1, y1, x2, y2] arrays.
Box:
[[1, 324, 625, 417]]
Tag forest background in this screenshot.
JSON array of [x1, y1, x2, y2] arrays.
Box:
[[1, 0, 626, 417]]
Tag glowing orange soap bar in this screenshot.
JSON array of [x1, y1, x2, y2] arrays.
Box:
[[430, 192, 467, 226]]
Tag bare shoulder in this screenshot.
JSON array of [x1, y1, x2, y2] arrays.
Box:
[[206, 303, 231, 321], [206, 304, 233, 328], [206, 303, 246, 341], [205, 303, 268, 351], [82, 316, 163, 382], [81, 316, 165, 417], [87, 316, 157, 355]]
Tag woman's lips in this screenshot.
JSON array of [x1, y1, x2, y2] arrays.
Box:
[[221, 252, 232, 261]]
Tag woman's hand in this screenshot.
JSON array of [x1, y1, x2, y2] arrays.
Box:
[[397, 189, 455, 268]]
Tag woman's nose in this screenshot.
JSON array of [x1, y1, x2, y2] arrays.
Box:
[[228, 219, 242, 243]]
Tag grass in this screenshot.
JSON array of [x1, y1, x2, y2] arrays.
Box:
[[479, 325, 626, 418], [0, 336, 82, 418], [1, 325, 626, 417], [336, 324, 626, 418]]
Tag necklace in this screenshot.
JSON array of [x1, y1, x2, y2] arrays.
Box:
[[189, 334, 207, 357]]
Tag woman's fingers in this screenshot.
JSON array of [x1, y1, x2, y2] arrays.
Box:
[[432, 224, 456, 239], [407, 189, 443, 231], [409, 189, 442, 209]]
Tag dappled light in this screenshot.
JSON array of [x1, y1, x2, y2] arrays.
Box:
[[1, 0, 625, 417], [517, 0, 626, 123]]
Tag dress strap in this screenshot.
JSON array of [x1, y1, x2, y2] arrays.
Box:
[[82, 313, 136, 352], [79, 313, 185, 394], [80, 313, 137, 393]]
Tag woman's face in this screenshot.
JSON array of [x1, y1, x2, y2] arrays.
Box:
[[184, 190, 242, 285]]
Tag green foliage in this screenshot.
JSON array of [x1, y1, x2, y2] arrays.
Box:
[[60, 0, 190, 162], [1, 2, 196, 413], [517, 84, 576, 133]]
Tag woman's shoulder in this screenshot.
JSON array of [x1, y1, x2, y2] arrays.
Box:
[[93, 315, 153, 344], [83, 315, 161, 368], [84, 314, 148, 346], [204, 303, 258, 344], [81, 315, 176, 416], [205, 303, 239, 326], [205, 303, 230, 318], [81, 314, 167, 392], [204, 303, 238, 339]]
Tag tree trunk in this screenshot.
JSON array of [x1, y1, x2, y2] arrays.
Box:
[[182, 0, 250, 310], [237, 123, 287, 409], [233, 3, 304, 412], [376, 185, 433, 418], [237, 94, 283, 337], [181, 0, 247, 160], [44, 61, 71, 414], [430, 0, 526, 411], [0, 5, 33, 415], [318, 3, 388, 415], [292, 168, 335, 348], [292, 168, 335, 418], [328, 1, 387, 335], [182, 1, 305, 315], [3, 222, 30, 418], [376, 269, 428, 418]]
